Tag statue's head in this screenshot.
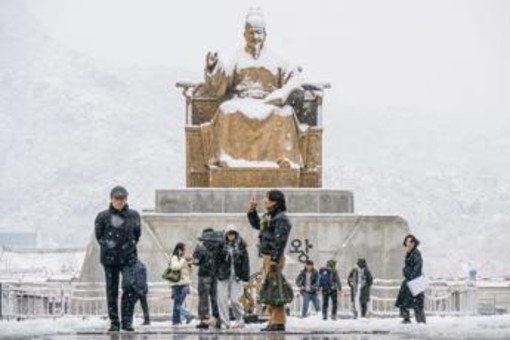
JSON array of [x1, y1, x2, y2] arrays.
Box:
[[244, 8, 266, 58]]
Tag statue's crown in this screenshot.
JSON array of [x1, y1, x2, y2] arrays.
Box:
[[245, 7, 266, 28]]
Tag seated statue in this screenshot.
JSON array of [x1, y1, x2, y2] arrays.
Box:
[[200, 8, 306, 169]]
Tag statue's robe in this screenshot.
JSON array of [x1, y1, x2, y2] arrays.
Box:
[[201, 48, 303, 168]]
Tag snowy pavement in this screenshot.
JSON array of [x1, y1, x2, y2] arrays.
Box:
[[1, 315, 510, 339]]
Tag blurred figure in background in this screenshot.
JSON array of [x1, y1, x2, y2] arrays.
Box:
[[348, 258, 373, 319], [319, 259, 342, 320]]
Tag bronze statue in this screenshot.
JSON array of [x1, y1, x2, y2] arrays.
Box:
[[177, 8, 329, 187], [200, 8, 305, 169]]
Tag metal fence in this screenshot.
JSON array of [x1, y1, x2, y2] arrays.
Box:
[[0, 279, 478, 320]]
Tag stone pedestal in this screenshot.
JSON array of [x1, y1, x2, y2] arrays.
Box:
[[79, 188, 409, 283]]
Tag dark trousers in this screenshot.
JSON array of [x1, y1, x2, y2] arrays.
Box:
[[197, 276, 219, 321], [322, 289, 338, 319], [136, 293, 150, 323], [399, 293, 426, 323], [103, 264, 137, 328]]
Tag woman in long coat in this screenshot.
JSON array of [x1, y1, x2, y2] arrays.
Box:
[[395, 234, 426, 323]]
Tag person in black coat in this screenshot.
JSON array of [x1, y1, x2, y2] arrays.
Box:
[[95, 186, 141, 332], [247, 189, 292, 332], [395, 234, 426, 324], [347, 258, 373, 318]]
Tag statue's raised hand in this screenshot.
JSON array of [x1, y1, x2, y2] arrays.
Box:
[[206, 51, 219, 71]]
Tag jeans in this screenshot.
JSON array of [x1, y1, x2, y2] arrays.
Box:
[[301, 291, 321, 317], [171, 285, 190, 325]]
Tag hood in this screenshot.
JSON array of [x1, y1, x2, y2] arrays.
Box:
[[327, 259, 337, 269], [225, 224, 239, 240]]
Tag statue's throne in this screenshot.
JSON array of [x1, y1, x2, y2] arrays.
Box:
[[176, 82, 330, 188]]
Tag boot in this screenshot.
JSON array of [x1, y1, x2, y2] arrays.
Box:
[[108, 323, 120, 332], [196, 322, 209, 329], [269, 324, 285, 332], [122, 325, 134, 332]]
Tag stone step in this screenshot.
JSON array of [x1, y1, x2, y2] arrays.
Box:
[[155, 189, 354, 214]]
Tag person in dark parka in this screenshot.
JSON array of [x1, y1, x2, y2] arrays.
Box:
[[193, 228, 222, 329], [319, 259, 342, 320], [347, 258, 373, 318], [95, 186, 141, 332], [395, 234, 426, 324], [133, 260, 150, 325], [247, 189, 292, 332]]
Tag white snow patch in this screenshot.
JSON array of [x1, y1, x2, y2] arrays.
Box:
[[219, 152, 279, 168], [220, 98, 293, 120]]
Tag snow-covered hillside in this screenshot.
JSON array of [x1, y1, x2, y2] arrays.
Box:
[[1, 0, 509, 278]]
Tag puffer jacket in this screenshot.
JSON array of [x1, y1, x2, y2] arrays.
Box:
[[247, 207, 291, 262]]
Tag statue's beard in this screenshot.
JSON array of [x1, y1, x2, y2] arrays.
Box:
[[248, 41, 264, 59]]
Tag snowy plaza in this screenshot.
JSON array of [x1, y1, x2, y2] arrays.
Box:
[[2, 0, 510, 339]]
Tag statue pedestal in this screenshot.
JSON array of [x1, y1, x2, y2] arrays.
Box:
[[79, 189, 409, 284], [209, 168, 319, 188]]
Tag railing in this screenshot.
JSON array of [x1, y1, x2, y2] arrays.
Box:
[[0, 279, 478, 320], [285, 279, 477, 318]]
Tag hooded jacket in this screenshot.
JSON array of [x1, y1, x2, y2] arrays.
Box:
[[215, 226, 250, 282]]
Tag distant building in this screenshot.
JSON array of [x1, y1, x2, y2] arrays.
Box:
[[0, 247, 86, 283], [0, 232, 38, 248]]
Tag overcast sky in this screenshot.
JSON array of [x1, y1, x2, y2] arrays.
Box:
[[21, 0, 510, 121]]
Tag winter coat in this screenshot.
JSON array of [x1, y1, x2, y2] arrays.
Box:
[[319, 267, 342, 292], [247, 208, 292, 262], [95, 204, 141, 267], [295, 268, 320, 294], [168, 255, 192, 286], [133, 260, 148, 296], [395, 248, 424, 308], [192, 243, 216, 278], [215, 234, 250, 282], [348, 266, 373, 303]]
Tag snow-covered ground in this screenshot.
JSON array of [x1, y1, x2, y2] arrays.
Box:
[[1, 315, 510, 339]]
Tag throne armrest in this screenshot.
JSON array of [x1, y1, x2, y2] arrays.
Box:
[[176, 81, 222, 125]]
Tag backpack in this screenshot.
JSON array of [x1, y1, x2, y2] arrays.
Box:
[[319, 268, 333, 290]]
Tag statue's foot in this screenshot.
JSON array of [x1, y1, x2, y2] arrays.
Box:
[[207, 157, 229, 168], [277, 157, 291, 169]]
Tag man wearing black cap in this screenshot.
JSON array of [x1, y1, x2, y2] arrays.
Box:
[[247, 189, 292, 332], [95, 186, 141, 332]]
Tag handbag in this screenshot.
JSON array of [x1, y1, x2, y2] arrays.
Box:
[[162, 266, 181, 283], [407, 275, 428, 296], [259, 270, 294, 306]]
